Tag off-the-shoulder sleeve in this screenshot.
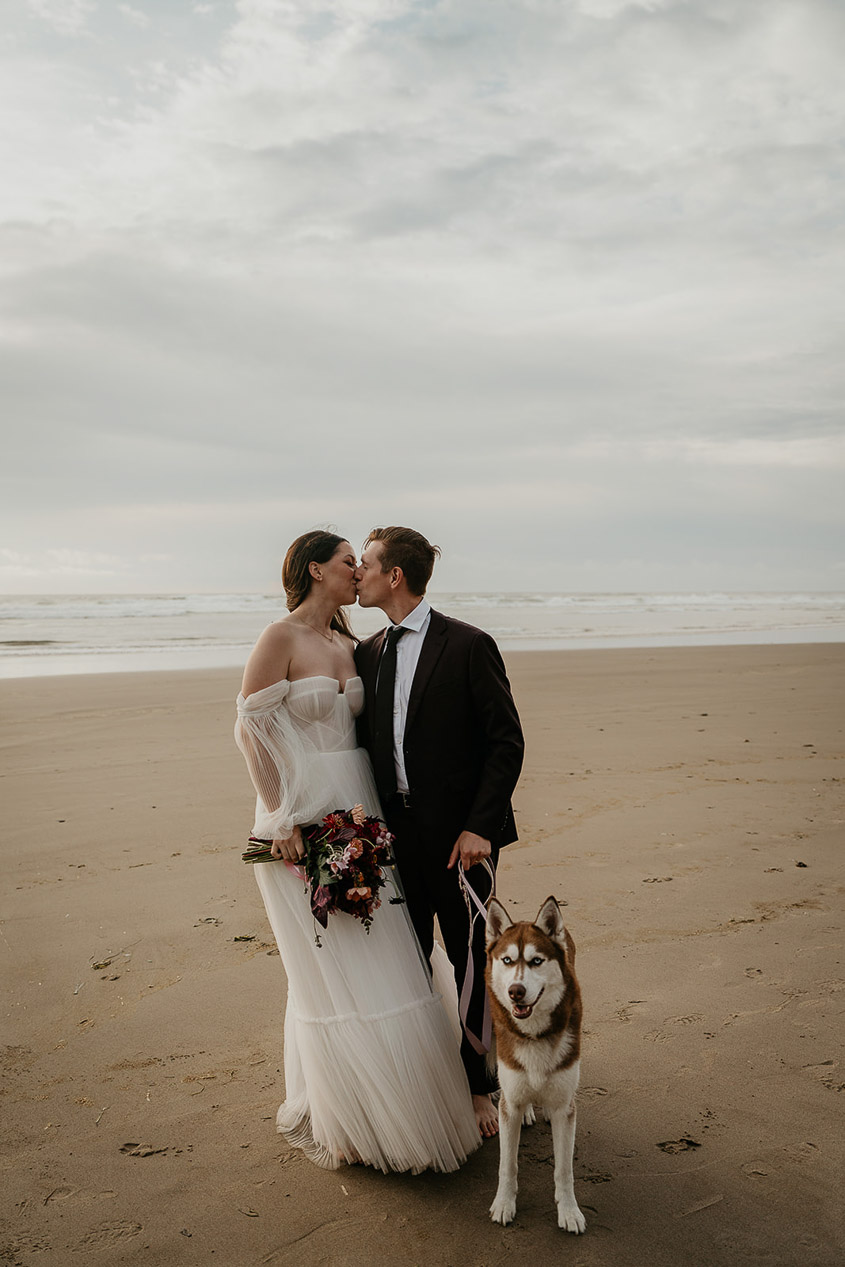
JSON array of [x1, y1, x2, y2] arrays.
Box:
[[234, 682, 326, 840]]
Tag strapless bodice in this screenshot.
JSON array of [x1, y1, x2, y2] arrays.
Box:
[[284, 676, 363, 753], [237, 674, 364, 756], [285, 675, 363, 721]]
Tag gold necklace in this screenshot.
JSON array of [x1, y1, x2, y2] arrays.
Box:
[[295, 617, 335, 643]]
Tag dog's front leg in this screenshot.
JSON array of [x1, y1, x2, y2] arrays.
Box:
[[489, 1097, 521, 1225], [550, 1100, 586, 1233]]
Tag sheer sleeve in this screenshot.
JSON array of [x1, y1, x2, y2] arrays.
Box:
[[234, 681, 326, 840]]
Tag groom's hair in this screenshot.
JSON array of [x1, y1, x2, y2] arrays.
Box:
[[365, 527, 441, 596]]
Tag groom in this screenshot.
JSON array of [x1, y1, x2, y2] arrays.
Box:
[[354, 526, 524, 1137]]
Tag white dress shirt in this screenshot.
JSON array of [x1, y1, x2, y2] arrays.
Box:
[[388, 598, 431, 793]]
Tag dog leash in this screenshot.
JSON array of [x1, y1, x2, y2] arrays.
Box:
[[457, 859, 495, 1056]]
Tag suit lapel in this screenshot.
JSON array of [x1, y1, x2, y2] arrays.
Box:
[[405, 609, 448, 734], [361, 627, 388, 720]]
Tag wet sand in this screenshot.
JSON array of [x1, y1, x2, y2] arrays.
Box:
[[1, 644, 843, 1266]]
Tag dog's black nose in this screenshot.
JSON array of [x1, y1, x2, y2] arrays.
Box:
[[508, 983, 526, 1002]]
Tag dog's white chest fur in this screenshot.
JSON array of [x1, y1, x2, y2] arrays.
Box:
[[500, 1037, 579, 1109]]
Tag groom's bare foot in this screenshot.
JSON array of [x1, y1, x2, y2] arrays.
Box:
[[473, 1094, 499, 1138]]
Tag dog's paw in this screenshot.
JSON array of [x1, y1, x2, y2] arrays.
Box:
[[490, 1191, 517, 1225], [522, 1105, 536, 1127], [557, 1202, 586, 1234]]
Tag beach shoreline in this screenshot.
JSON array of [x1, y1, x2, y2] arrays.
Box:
[[2, 644, 843, 1265], [2, 589, 843, 679]]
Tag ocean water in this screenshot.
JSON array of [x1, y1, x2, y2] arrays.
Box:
[[1, 591, 843, 679]]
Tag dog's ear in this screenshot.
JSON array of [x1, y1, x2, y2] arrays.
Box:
[[486, 897, 513, 949], [536, 896, 568, 950]]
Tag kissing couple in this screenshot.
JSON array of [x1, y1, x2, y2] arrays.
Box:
[[235, 526, 524, 1172]]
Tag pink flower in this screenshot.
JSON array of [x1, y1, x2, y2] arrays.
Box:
[[351, 804, 366, 826], [344, 839, 364, 861]]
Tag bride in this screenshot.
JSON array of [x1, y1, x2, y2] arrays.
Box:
[[234, 530, 480, 1173]]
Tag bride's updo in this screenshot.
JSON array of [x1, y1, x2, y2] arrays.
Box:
[[282, 530, 356, 640]]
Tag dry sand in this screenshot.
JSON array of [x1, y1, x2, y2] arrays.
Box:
[[1, 644, 843, 1267]]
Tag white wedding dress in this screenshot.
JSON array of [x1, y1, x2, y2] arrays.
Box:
[[235, 674, 480, 1174]]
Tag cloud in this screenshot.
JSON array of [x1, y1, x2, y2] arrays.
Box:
[[118, 5, 151, 30], [0, 546, 124, 579], [25, 0, 96, 37], [2, 0, 843, 592]]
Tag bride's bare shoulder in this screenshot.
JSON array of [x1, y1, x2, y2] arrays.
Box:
[[241, 619, 299, 696]]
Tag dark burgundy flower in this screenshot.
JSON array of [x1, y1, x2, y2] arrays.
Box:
[[311, 884, 335, 928]]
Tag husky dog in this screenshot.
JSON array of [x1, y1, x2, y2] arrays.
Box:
[[485, 895, 585, 1233]]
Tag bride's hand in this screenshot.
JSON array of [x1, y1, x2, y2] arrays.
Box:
[[271, 827, 305, 861]]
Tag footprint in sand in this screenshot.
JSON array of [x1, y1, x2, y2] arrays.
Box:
[[613, 1001, 647, 1023], [657, 1137, 701, 1154], [72, 1221, 142, 1252], [44, 1185, 77, 1204], [2, 1045, 37, 1076], [783, 1141, 821, 1163], [0, 1234, 51, 1257], [802, 1061, 844, 1092]]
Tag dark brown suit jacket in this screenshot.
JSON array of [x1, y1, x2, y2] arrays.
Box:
[[354, 609, 524, 858]]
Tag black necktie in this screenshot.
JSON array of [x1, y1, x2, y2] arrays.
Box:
[[373, 625, 407, 799]]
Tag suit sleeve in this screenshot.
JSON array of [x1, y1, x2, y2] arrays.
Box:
[[463, 632, 525, 840]]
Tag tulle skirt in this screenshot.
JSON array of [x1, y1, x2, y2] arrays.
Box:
[[253, 747, 480, 1173]]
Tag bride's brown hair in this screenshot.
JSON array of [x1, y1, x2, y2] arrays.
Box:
[[281, 530, 357, 641]]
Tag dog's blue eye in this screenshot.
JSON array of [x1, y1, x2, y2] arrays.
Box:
[[530, 957, 544, 967], [502, 956, 512, 965]]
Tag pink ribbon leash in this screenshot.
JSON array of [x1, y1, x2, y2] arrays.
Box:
[[456, 860, 496, 1056]]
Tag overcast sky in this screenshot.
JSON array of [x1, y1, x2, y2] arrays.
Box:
[[2, 0, 843, 594]]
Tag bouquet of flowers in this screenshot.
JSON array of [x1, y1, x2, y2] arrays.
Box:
[[242, 804, 395, 943]]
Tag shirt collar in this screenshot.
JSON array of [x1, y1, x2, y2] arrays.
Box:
[[395, 598, 430, 635]]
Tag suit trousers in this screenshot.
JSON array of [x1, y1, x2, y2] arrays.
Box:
[[384, 798, 497, 1096]]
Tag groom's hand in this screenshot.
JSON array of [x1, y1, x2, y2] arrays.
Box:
[[447, 830, 491, 871]]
